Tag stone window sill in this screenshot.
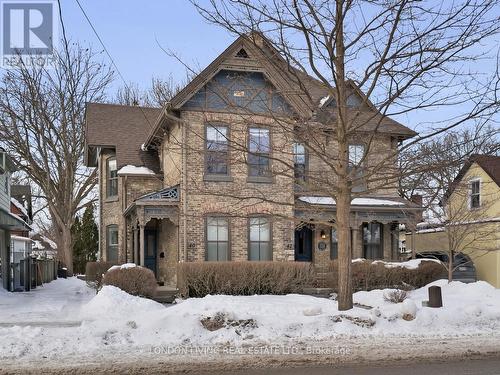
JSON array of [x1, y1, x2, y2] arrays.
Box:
[[203, 174, 234, 182], [247, 176, 273, 184], [104, 196, 119, 203]]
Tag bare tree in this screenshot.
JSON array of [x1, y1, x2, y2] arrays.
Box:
[[184, 0, 500, 310], [0, 45, 114, 275], [400, 124, 500, 216], [114, 75, 183, 107]]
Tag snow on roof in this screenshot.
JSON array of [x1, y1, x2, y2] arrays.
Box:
[[32, 235, 57, 250], [299, 196, 405, 206], [41, 236, 57, 249], [319, 95, 330, 108], [10, 197, 28, 217], [117, 165, 155, 176]]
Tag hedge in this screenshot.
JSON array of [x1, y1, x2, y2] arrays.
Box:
[[103, 266, 157, 298], [326, 259, 444, 291], [177, 261, 315, 298]]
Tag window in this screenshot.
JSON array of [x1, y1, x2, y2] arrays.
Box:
[[363, 223, 383, 260], [348, 144, 365, 168], [293, 143, 307, 182], [206, 124, 229, 175], [206, 217, 229, 261], [249, 217, 272, 260], [4, 174, 8, 194], [106, 157, 118, 197], [330, 228, 338, 260], [106, 225, 118, 262], [470, 180, 480, 209], [248, 128, 271, 177]]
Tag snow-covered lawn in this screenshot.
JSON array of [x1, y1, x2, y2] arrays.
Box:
[[1, 277, 500, 366]]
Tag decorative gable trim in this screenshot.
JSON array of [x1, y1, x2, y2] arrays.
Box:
[[137, 185, 179, 202]]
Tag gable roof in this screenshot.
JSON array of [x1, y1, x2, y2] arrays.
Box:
[[442, 154, 500, 204], [84, 103, 162, 172], [169, 32, 326, 113], [144, 33, 416, 147]]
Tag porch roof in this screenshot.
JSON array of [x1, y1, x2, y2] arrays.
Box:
[[297, 196, 421, 210], [296, 195, 422, 226], [124, 185, 179, 226], [0, 207, 31, 231]]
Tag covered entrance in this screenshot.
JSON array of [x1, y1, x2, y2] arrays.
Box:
[[144, 229, 158, 276], [124, 185, 179, 286], [295, 225, 313, 261]]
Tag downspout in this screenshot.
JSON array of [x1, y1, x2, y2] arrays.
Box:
[[182, 121, 188, 262], [97, 147, 102, 260]]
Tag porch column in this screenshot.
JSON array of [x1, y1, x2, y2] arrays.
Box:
[[133, 226, 139, 264], [383, 224, 392, 260], [139, 224, 145, 266]]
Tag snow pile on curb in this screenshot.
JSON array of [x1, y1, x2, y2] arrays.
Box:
[[80, 285, 164, 320]]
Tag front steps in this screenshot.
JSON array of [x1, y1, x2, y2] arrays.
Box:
[[154, 286, 178, 304]]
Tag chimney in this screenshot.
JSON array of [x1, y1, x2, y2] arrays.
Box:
[[410, 194, 423, 223]]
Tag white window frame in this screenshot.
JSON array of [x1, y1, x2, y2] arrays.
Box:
[[469, 178, 481, 209]]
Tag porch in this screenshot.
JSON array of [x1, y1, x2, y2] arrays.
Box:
[[123, 186, 180, 287], [294, 196, 422, 280]]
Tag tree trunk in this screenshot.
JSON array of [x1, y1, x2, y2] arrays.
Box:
[[448, 250, 454, 283], [337, 182, 353, 310], [59, 224, 74, 276]]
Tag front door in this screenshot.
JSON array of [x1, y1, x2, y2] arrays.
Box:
[[144, 229, 157, 276], [295, 226, 313, 262]]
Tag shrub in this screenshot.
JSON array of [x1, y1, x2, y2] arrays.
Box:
[[177, 261, 314, 298], [384, 289, 408, 303], [326, 259, 443, 292], [85, 261, 116, 293], [103, 266, 157, 298]]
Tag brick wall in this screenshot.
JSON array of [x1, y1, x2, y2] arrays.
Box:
[[174, 110, 296, 263]]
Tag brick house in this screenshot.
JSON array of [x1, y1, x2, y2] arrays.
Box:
[[84, 34, 421, 286]]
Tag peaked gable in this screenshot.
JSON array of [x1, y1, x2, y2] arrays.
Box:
[[182, 69, 292, 114], [169, 34, 321, 115], [442, 154, 500, 204]]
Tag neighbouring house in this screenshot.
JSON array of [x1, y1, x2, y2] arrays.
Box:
[[407, 154, 500, 287], [84, 34, 421, 287], [0, 149, 32, 291], [31, 233, 58, 259], [10, 185, 34, 291]]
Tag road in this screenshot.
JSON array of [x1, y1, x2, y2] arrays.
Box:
[[194, 358, 500, 375]]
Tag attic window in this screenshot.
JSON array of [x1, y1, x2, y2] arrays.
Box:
[[235, 48, 249, 58]]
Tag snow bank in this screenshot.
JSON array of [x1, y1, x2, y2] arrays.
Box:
[[117, 165, 155, 175], [80, 285, 164, 320], [2, 278, 500, 362]]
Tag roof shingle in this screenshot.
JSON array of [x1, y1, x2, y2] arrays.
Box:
[[84, 103, 162, 172]]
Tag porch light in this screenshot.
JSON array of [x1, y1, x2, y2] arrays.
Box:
[[320, 230, 327, 239]]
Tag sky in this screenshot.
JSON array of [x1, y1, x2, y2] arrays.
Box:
[[59, 0, 233, 93], [57, 0, 499, 135]]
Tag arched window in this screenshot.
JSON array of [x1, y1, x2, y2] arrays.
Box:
[[106, 157, 118, 197]]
